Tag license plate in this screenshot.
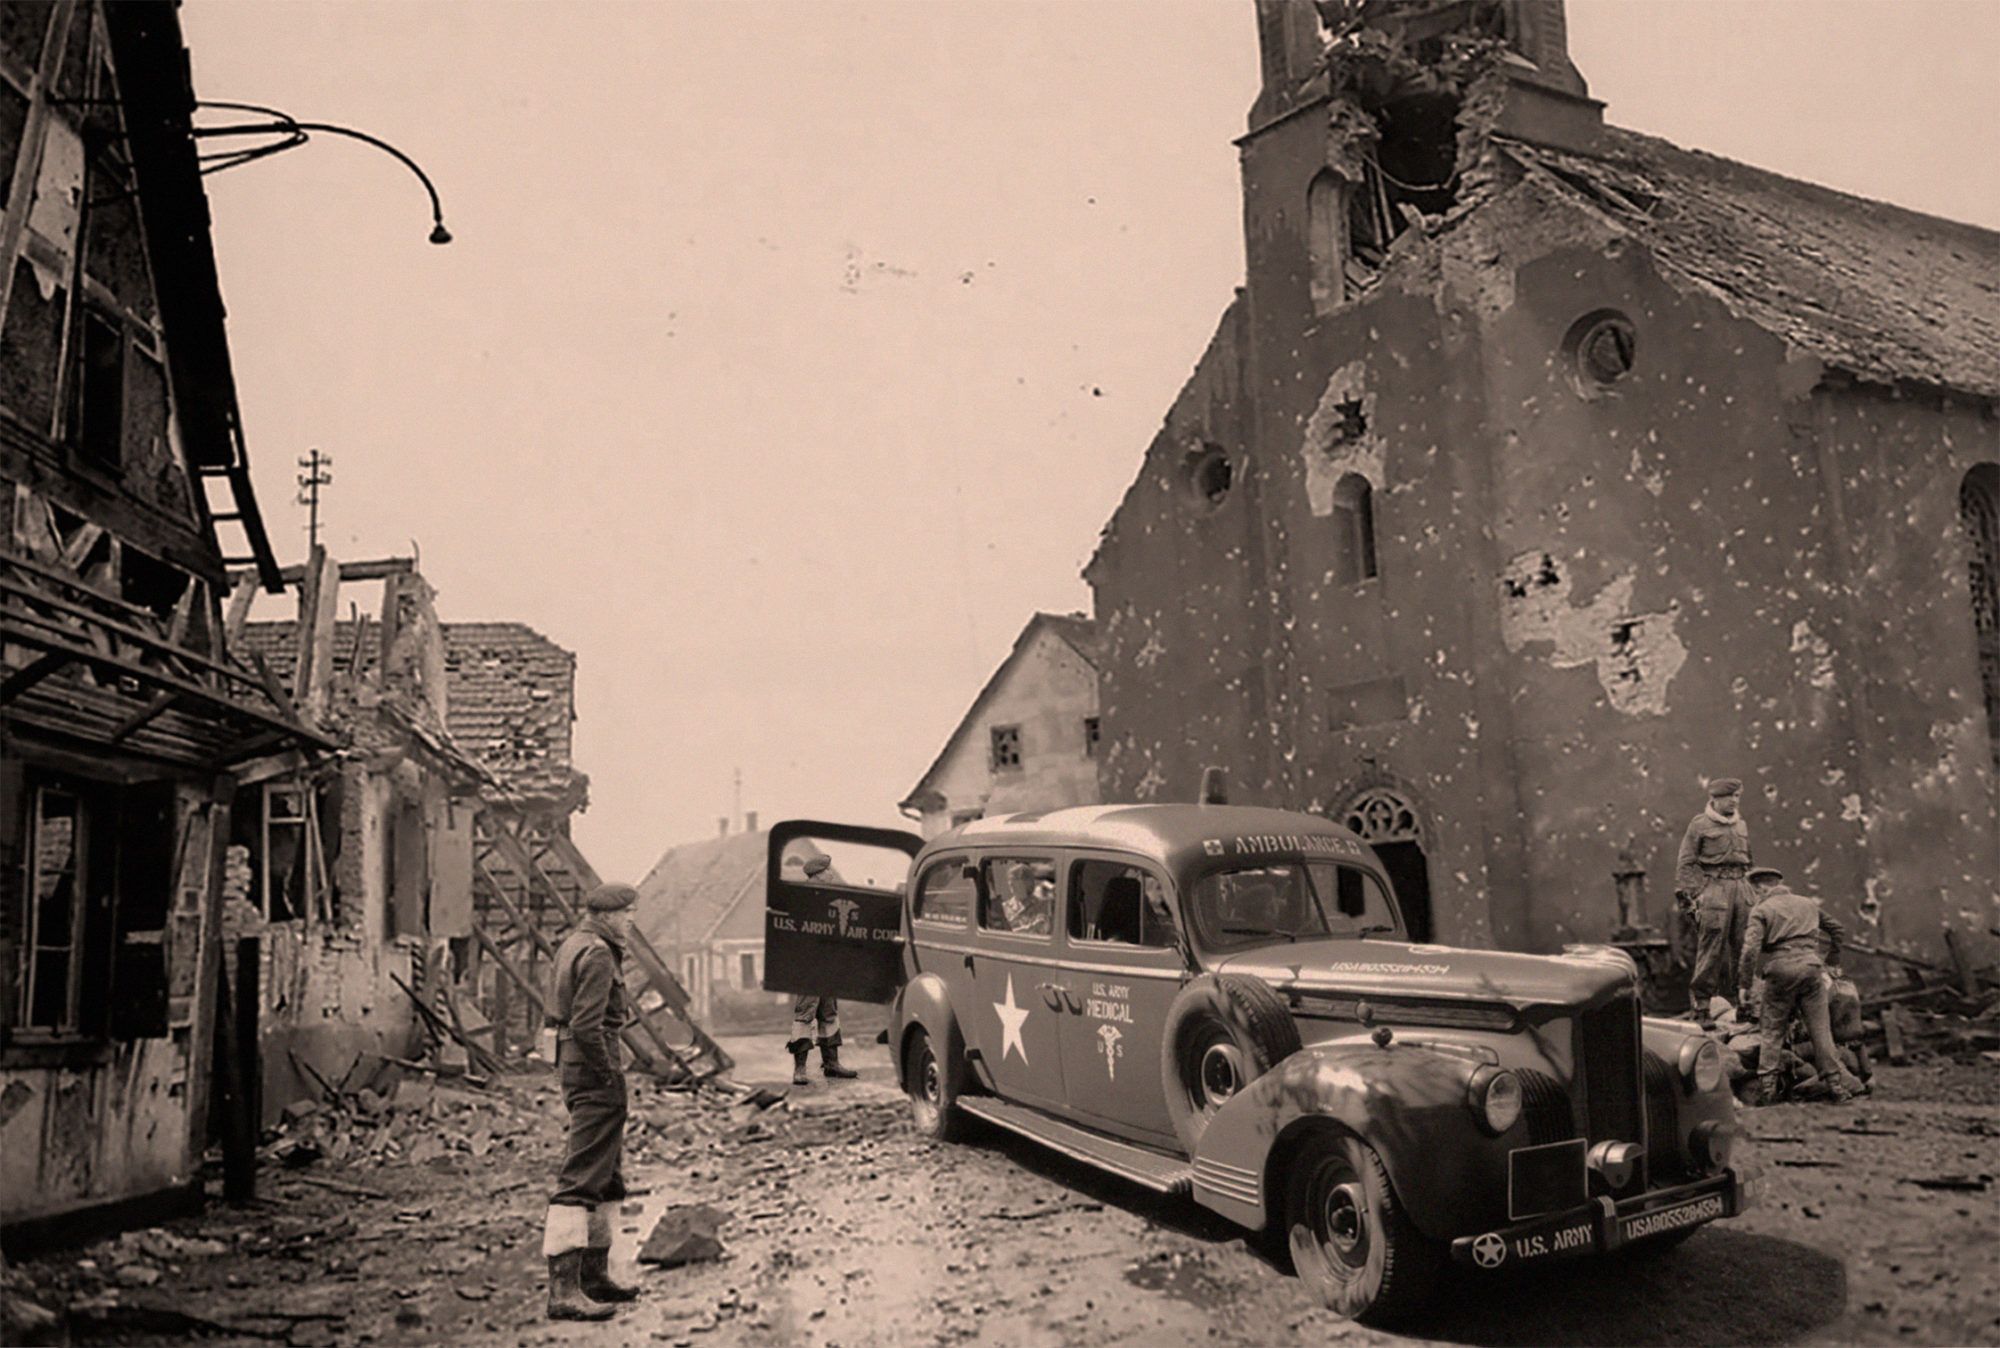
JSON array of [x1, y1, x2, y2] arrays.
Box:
[[1619, 1192, 1726, 1242]]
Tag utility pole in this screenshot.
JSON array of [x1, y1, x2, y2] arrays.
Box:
[[297, 449, 333, 551]]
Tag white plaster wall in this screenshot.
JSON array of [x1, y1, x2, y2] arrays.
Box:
[[919, 630, 1101, 837]]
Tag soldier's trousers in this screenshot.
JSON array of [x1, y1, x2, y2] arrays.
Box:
[[551, 1062, 627, 1209], [1688, 873, 1752, 1006], [788, 995, 839, 1051], [1758, 951, 1847, 1086]]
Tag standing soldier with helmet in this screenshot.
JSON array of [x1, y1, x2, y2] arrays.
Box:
[[541, 882, 644, 1321], [1675, 776, 1756, 1016]]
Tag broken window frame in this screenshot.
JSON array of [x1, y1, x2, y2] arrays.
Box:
[[259, 781, 328, 925], [1083, 716, 1102, 758], [70, 300, 124, 471], [17, 782, 86, 1034]]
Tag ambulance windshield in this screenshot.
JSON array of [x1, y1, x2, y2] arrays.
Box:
[[1188, 861, 1403, 951]]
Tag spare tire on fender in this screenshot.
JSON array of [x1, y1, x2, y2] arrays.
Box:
[[1161, 973, 1302, 1151]]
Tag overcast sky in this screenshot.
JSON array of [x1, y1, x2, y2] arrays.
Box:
[[179, 1, 2000, 884]]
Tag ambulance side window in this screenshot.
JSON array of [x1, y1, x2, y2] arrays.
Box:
[[912, 856, 973, 927], [978, 857, 1057, 939]]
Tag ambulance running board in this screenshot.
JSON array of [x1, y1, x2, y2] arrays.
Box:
[[957, 1097, 1193, 1196]]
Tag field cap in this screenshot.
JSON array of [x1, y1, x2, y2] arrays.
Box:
[[1748, 866, 1784, 884], [585, 882, 639, 912], [1707, 777, 1743, 796]]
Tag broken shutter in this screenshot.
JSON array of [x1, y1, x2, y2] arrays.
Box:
[[427, 796, 474, 939], [110, 782, 176, 1039], [391, 797, 428, 937]]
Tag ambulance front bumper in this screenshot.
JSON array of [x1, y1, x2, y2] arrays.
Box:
[[1449, 1170, 1748, 1271]]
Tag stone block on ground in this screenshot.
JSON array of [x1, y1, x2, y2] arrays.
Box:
[[638, 1204, 729, 1268]]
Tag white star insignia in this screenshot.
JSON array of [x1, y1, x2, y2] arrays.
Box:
[[994, 973, 1031, 1065]]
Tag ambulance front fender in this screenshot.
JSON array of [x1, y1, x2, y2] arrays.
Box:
[[893, 973, 966, 1096], [1190, 1040, 1511, 1241]]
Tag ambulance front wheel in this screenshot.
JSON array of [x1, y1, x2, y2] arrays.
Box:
[[1284, 1127, 1442, 1326], [904, 1027, 964, 1142]]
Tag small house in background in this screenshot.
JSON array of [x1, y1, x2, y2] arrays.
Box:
[[635, 818, 777, 1028], [898, 612, 1103, 838]]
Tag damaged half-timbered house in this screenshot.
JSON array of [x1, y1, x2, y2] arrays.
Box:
[[1086, 0, 1999, 971], [226, 556, 494, 1126], [1, 1, 331, 1248], [240, 601, 730, 1094]]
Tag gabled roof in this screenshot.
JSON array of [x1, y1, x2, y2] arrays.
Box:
[[898, 611, 1100, 813], [633, 828, 770, 951], [1501, 128, 2000, 399], [238, 620, 583, 802]]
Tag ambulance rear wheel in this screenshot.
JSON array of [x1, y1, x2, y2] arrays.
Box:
[[1285, 1128, 1441, 1326], [904, 1027, 964, 1142]]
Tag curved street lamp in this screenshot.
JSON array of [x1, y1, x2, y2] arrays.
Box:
[[193, 100, 451, 244]]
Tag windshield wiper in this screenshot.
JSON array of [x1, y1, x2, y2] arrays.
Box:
[[1348, 924, 1398, 940], [1219, 925, 1296, 942]]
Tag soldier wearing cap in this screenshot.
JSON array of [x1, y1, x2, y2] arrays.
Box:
[[540, 881, 643, 1320], [1740, 865, 1863, 1105], [1675, 776, 1757, 1015]]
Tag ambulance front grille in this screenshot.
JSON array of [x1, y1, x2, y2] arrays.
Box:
[[1577, 991, 1646, 1191]]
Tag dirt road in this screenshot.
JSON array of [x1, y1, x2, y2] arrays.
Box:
[[7, 1035, 1996, 1347]]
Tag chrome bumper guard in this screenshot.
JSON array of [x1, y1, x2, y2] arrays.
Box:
[[1450, 1171, 1745, 1271]]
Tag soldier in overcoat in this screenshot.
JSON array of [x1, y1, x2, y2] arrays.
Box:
[[541, 882, 644, 1320]]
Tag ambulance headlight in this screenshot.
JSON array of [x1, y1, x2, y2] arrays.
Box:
[[1679, 1038, 1723, 1094], [1468, 1067, 1523, 1135]]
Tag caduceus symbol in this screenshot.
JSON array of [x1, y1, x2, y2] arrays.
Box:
[[1097, 1023, 1124, 1081], [830, 897, 859, 938]]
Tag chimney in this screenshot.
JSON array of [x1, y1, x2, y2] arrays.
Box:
[[744, 811, 758, 833], [717, 816, 729, 836]]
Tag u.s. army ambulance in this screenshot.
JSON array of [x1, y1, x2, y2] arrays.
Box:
[[764, 803, 1748, 1325]]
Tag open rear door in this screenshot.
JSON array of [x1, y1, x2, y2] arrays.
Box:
[[763, 820, 923, 1003]]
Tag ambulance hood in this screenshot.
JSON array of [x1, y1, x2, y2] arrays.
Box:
[[1213, 939, 1636, 1013]]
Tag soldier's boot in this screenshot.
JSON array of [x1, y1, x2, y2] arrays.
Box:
[[579, 1249, 640, 1303], [579, 1206, 639, 1303], [819, 1036, 858, 1080], [544, 1205, 615, 1321], [1744, 1072, 1780, 1107], [1826, 1070, 1868, 1103], [547, 1252, 615, 1321], [788, 1038, 812, 1086]]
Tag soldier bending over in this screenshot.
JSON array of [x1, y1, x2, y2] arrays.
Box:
[[1741, 866, 1864, 1105], [788, 855, 860, 1086]]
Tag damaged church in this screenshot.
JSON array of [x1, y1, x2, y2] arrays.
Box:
[[1086, 0, 1999, 968]]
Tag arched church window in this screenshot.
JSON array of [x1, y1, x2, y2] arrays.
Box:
[[1344, 787, 1418, 843], [1332, 472, 1378, 583]]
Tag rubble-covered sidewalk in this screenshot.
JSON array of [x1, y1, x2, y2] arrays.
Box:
[[4, 1037, 1997, 1347]]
